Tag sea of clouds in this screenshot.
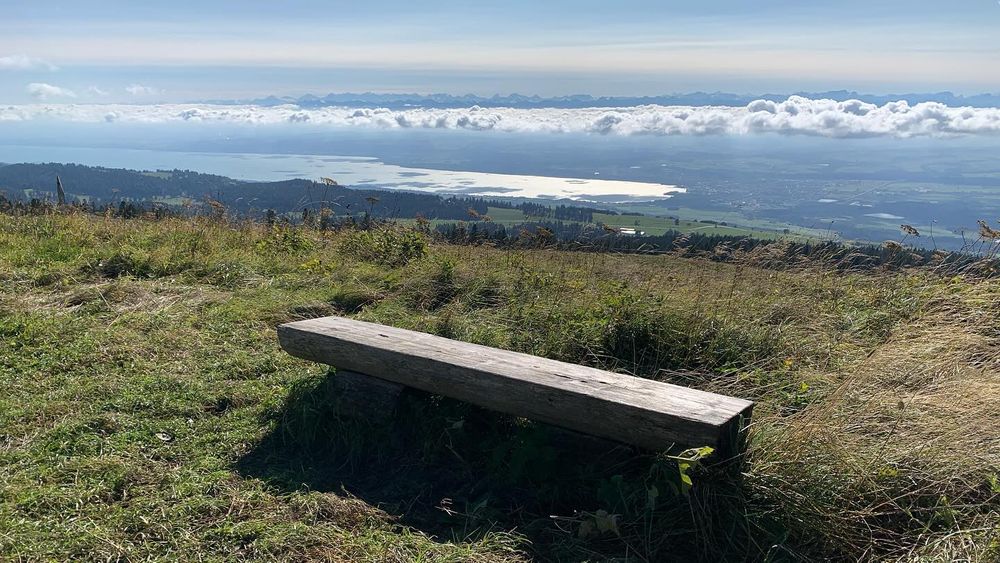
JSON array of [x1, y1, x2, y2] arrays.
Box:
[[3, 96, 1000, 138]]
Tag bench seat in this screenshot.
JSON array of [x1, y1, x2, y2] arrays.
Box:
[[278, 316, 753, 455]]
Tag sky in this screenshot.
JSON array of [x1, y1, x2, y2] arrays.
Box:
[[2, 0, 1000, 103]]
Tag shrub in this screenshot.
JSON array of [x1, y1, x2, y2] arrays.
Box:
[[339, 227, 427, 267], [255, 226, 314, 255]]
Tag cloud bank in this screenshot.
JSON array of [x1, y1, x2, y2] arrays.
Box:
[[125, 84, 162, 96], [0, 54, 58, 71], [25, 83, 76, 100], [3, 96, 1000, 138]]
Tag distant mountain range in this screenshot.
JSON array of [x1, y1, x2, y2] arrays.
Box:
[[198, 90, 1000, 109]]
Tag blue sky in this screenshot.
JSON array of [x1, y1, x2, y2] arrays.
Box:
[[2, 0, 999, 103]]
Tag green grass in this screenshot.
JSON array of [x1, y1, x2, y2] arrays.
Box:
[[591, 211, 799, 239], [1, 213, 998, 561], [485, 205, 809, 240], [612, 204, 830, 237], [400, 204, 812, 242], [484, 207, 526, 223], [150, 196, 192, 206]]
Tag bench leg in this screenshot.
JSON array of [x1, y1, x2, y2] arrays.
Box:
[[545, 425, 633, 457], [331, 369, 404, 422]]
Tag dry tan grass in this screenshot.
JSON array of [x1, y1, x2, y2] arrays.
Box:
[[9, 279, 229, 317], [751, 278, 1000, 560]]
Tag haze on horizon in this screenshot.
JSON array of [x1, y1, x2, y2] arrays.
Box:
[[2, 0, 1000, 104]]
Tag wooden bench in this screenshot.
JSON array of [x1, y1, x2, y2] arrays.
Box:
[[278, 316, 753, 457]]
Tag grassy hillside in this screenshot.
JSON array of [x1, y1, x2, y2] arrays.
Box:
[[480, 206, 808, 240], [1, 213, 998, 561], [590, 212, 798, 239]]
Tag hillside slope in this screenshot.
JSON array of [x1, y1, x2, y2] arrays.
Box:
[[0, 163, 501, 219], [0, 213, 997, 561]]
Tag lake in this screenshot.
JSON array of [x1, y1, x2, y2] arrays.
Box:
[[0, 144, 682, 204]]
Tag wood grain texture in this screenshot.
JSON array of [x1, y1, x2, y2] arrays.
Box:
[[278, 316, 753, 454]]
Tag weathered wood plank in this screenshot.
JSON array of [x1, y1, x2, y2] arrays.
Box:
[[278, 316, 753, 454]]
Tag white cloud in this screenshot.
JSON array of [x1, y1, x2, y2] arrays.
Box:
[[125, 84, 161, 96], [86, 86, 109, 96], [25, 83, 76, 100], [3, 96, 1000, 139], [0, 54, 58, 71]]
